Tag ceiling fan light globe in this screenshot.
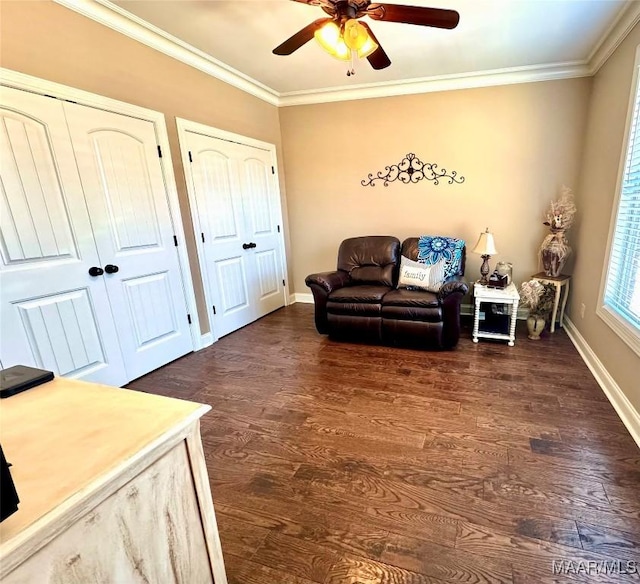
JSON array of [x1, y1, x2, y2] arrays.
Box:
[[314, 21, 350, 60], [334, 39, 351, 60], [357, 35, 378, 58], [343, 19, 369, 51], [314, 21, 339, 48]]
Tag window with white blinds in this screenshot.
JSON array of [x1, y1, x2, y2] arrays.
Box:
[[599, 52, 640, 355]]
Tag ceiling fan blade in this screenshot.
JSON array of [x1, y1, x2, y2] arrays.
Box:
[[367, 4, 460, 29], [360, 23, 391, 70], [273, 18, 332, 55]]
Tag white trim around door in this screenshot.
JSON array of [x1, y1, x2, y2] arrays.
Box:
[[176, 117, 289, 343], [0, 67, 204, 351]]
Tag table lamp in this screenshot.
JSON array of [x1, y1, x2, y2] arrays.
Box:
[[472, 228, 497, 285]]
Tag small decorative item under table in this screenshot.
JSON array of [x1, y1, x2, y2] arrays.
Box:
[[530, 272, 571, 333], [473, 282, 520, 346]]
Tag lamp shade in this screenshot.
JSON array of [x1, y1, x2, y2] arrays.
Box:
[[472, 229, 498, 256]]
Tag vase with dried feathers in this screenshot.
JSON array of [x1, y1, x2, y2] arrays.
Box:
[[520, 279, 555, 340], [540, 186, 577, 277]]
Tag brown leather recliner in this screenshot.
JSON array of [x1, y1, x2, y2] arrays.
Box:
[[305, 235, 469, 349]]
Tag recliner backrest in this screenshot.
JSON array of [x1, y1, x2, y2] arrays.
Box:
[[337, 236, 400, 286], [401, 237, 466, 276]]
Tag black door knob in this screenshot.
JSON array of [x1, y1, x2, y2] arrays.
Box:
[[88, 266, 104, 277], [104, 264, 119, 274], [242, 243, 251, 250]]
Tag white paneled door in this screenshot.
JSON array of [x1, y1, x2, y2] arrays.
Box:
[[187, 136, 253, 338], [0, 85, 194, 385], [0, 87, 128, 386], [241, 153, 287, 319], [184, 130, 285, 339], [63, 104, 193, 381]]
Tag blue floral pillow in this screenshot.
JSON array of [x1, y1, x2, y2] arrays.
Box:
[[417, 235, 465, 278]]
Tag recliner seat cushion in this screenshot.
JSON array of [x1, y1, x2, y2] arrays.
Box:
[[382, 288, 439, 307], [381, 289, 441, 322], [328, 285, 391, 304], [327, 302, 382, 316], [382, 305, 442, 322]]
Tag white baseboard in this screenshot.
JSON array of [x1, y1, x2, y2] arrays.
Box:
[[291, 293, 314, 304], [564, 317, 640, 449], [288, 293, 296, 305], [199, 332, 214, 350]]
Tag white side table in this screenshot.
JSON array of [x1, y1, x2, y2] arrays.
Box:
[[531, 272, 570, 333], [473, 282, 520, 346]]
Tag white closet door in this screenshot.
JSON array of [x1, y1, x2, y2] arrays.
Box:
[[63, 104, 193, 381], [238, 151, 285, 319], [187, 133, 255, 337], [0, 87, 128, 386]]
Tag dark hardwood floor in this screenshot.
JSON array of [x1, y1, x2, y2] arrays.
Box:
[[127, 304, 640, 583]]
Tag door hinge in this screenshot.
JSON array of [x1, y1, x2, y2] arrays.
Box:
[[157, 145, 163, 158], [173, 235, 178, 246], [188, 151, 193, 163], [271, 166, 275, 175], [277, 225, 280, 233], [187, 314, 192, 324], [282, 279, 286, 286], [201, 232, 205, 243], [212, 305, 217, 315]]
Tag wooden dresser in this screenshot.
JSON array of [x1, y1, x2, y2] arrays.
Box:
[[0, 378, 227, 583]]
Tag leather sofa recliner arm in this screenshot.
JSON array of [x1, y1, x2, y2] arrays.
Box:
[[438, 275, 469, 301], [305, 270, 351, 334], [438, 275, 469, 349], [305, 271, 351, 294]]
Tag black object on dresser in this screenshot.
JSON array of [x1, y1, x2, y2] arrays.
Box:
[[0, 365, 54, 399], [0, 444, 19, 522]]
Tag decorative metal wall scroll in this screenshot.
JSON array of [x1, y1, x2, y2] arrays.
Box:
[[361, 153, 465, 187]]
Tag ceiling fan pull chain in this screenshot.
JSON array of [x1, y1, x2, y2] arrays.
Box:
[[347, 49, 356, 77]]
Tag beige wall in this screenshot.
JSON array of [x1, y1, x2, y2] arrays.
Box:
[[571, 23, 640, 411], [2, 1, 637, 415], [0, 0, 288, 336], [280, 79, 591, 295]]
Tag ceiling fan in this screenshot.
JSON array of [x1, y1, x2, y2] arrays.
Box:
[[273, 0, 460, 74]]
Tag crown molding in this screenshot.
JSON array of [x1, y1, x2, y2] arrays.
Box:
[[52, 0, 279, 106], [277, 62, 591, 106], [588, 1, 640, 75], [53, 0, 640, 108]]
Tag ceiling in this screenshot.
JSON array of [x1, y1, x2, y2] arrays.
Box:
[[108, 0, 629, 96]]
